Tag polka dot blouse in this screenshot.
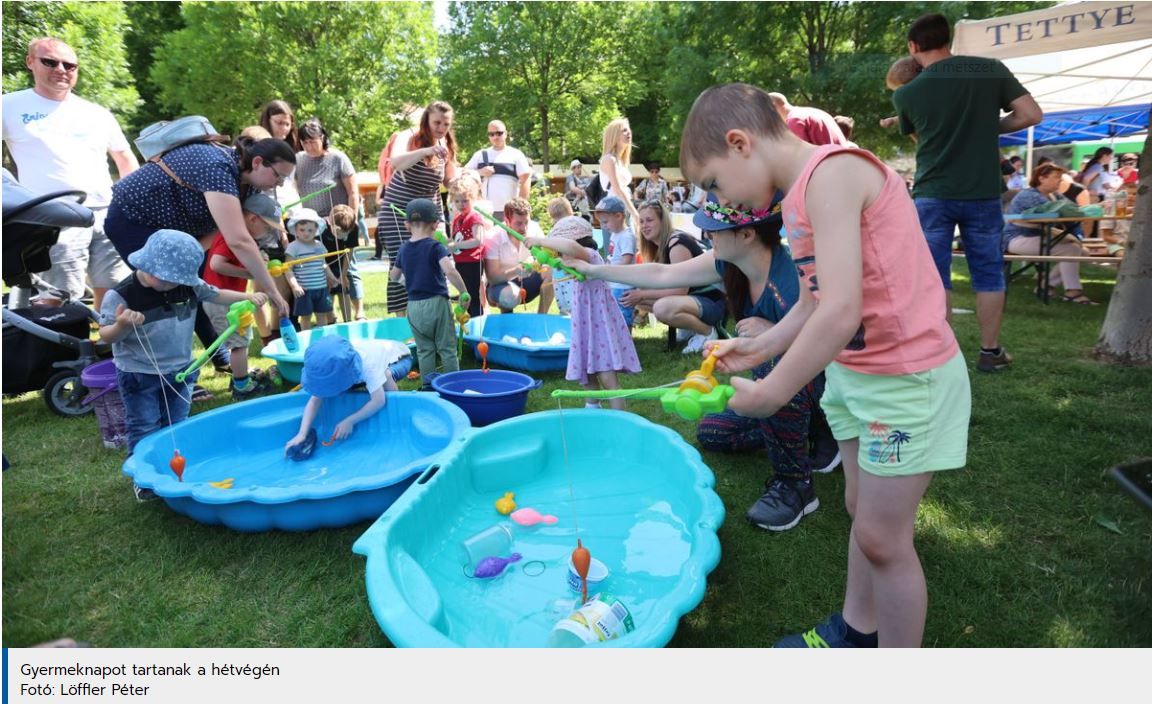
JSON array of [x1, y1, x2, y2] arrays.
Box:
[[111, 143, 242, 237]]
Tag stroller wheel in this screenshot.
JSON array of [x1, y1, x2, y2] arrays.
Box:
[[43, 370, 93, 418]]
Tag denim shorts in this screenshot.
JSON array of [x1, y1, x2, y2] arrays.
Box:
[[294, 287, 333, 316], [692, 293, 727, 328], [611, 287, 635, 327], [914, 198, 1005, 292]]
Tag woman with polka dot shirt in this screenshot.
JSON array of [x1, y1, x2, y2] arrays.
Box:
[[105, 136, 296, 316]]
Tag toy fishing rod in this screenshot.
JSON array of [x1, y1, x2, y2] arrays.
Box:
[[552, 351, 733, 421], [175, 300, 257, 383], [280, 183, 337, 211], [474, 208, 585, 282], [266, 248, 351, 277]]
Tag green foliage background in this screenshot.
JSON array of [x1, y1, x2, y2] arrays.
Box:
[[2, 0, 1053, 172]]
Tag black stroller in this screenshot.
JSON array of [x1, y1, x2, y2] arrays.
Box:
[[2, 168, 109, 416]]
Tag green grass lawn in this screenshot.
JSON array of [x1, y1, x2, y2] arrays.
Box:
[[3, 261, 1150, 647]]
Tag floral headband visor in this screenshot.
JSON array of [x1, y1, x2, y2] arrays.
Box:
[[692, 190, 784, 232]]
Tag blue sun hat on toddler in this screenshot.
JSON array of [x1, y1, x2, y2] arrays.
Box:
[[692, 191, 785, 232], [127, 229, 205, 286], [302, 336, 363, 398]]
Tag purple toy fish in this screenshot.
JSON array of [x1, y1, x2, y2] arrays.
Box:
[[472, 553, 522, 579]]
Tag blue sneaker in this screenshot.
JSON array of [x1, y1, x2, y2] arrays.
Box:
[[774, 613, 869, 648]]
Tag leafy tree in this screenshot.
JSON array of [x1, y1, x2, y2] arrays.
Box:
[[122, 1, 185, 137], [151, 1, 438, 168], [2, 1, 139, 120], [440, 1, 645, 171]]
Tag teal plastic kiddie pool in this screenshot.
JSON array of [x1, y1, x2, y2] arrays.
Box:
[[261, 318, 415, 384], [353, 409, 725, 647]]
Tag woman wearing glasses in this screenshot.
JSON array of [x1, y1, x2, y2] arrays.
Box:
[[104, 134, 297, 318], [377, 100, 459, 316]]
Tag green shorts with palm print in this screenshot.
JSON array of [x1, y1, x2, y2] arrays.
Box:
[[820, 351, 970, 477]]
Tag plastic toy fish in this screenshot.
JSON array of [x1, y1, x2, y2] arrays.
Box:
[[169, 450, 185, 481], [472, 553, 522, 579], [287, 427, 318, 462], [495, 492, 517, 515], [209, 478, 235, 489], [510, 507, 558, 526]]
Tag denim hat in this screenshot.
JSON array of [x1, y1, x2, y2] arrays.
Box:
[[286, 207, 327, 236], [594, 195, 626, 213], [301, 336, 362, 398], [243, 192, 284, 230], [127, 229, 205, 287], [406, 198, 439, 223], [549, 215, 593, 242], [693, 191, 784, 232]]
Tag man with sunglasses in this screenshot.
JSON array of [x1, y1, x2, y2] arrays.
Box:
[[3, 37, 139, 311], [463, 120, 531, 220]]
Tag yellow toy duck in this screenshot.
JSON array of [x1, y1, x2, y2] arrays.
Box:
[[495, 492, 517, 515]]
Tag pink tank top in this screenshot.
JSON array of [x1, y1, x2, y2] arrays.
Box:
[[783, 145, 958, 375]]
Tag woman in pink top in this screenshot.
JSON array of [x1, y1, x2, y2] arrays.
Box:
[[680, 83, 971, 648]]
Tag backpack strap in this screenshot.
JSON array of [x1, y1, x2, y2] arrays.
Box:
[[150, 139, 233, 193]]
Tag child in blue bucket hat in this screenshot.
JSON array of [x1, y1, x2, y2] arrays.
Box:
[[98, 229, 268, 453], [284, 335, 412, 458]]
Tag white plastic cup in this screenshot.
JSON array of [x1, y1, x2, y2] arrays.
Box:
[[547, 593, 635, 647], [461, 524, 513, 567], [566, 555, 609, 593]]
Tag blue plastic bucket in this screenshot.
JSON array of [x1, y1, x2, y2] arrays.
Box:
[[430, 369, 542, 427], [81, 359, 127, 449]]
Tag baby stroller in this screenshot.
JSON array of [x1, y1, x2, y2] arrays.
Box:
[[2, 168, 109, 416]]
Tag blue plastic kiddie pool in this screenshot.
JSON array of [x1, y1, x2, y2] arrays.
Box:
[[122, 392, 469, 532], [462, 314, 571, 372], [261, 318, 415, 384], [352, 409, 725, 647]]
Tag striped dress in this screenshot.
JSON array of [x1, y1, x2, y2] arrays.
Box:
[[378, 158, 445, 314]]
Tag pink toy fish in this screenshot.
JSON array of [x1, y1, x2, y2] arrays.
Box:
[[510, 508, 558, 527], [472, 553, 521, 579]]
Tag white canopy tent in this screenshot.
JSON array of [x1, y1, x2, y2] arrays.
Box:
[[953, 1, 1152, 166]]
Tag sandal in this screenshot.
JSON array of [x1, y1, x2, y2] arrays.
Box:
[[1061, 293, 1099, 306]]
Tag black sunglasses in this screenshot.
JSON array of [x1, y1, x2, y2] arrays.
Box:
[[488, 131, 505, 136], [38, 57, 78, 72]]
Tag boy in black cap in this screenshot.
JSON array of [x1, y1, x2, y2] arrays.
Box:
[[389, 198, 469, 389]]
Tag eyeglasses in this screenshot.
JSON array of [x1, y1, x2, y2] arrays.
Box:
[[38, 57, 78, 72], [1121, 159, 1137, 164], [265, 162, 291, 184], [488, 131, 505, 136]]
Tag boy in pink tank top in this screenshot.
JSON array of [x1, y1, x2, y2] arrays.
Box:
[[681, 83, 971, 648]]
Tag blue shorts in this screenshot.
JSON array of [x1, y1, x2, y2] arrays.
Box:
[[692, 293, 727, 328], [328, 254, 363, 300], [914, 198, 1005, 293], [294, 287, 333, 317], [611, 288, 635, 327]]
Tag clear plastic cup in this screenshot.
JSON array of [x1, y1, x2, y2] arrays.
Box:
[[461, 524, 513, 567]]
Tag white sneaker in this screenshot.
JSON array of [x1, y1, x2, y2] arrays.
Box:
[[682, 328, 717, 355], [675, 328, 694, 343]]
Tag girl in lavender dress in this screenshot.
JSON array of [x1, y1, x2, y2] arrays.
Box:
[[524, 216, 640, 410]]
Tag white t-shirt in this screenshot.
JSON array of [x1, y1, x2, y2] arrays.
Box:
[[350, 339, 411, 394], [2, 89, 131, 207], [464, 145, 531, 211], [482, 221, 545, 274], [606, 227, 636, 291]]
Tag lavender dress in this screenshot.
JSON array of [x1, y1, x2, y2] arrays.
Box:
[[567, 249, 641, 384]]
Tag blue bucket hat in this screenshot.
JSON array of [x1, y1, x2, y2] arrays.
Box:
[[692, 191, 785, 232], [301, 336, 362, 398], [594, 195, 627, 213], [127, 229, 205, 286]]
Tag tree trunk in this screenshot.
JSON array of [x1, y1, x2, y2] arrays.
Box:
[[540, 105, 550, 174], [1094, 121, 1152, 365]]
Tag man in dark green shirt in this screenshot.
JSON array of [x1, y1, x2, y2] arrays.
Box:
[[893, 13, 1041, 374]]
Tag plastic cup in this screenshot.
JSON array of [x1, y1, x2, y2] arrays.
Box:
[[461, 524, 513, 567]]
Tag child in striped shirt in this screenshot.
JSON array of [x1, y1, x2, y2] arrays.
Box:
[[284, 208, 337, 330]]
